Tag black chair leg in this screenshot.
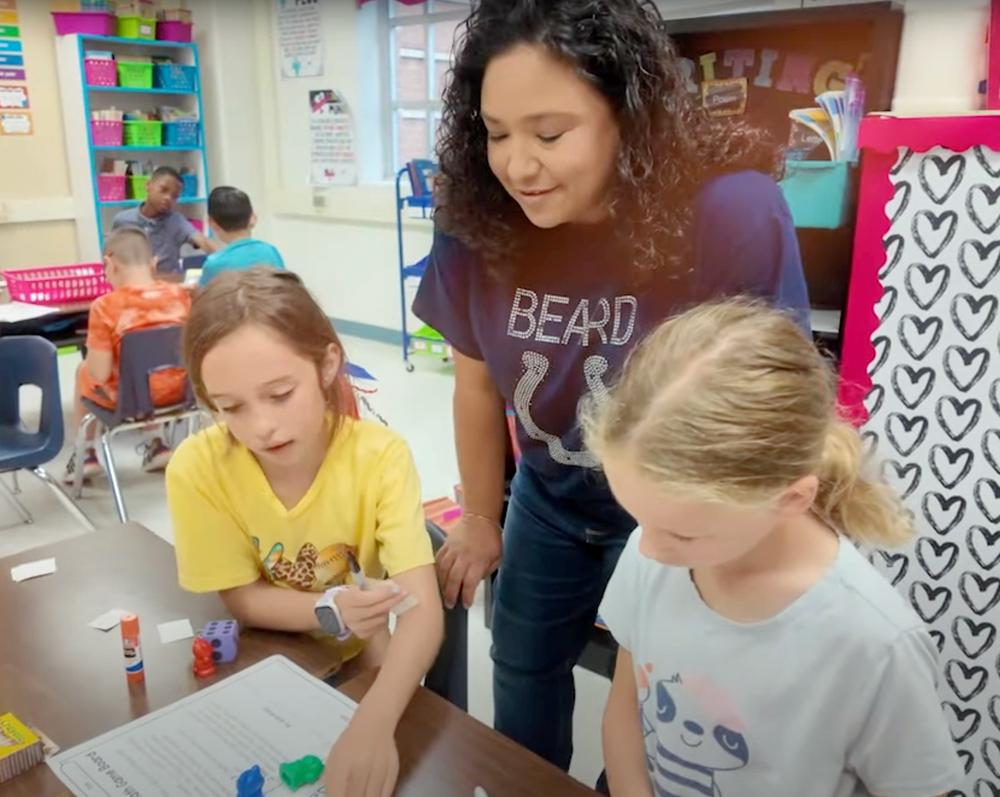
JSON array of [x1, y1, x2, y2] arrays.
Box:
[[424, 600, 468, 711]]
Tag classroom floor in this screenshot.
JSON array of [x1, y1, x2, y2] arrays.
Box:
[[0, 334, 611, 789]]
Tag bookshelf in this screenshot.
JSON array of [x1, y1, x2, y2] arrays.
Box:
[[55, 33, 210, 261]]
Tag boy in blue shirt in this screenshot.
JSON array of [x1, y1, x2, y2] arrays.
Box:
[[112, 166, 219, 274], [200, 186, 284, 286]]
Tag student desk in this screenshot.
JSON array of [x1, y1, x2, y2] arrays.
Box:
[[0, 524, 599, 797]]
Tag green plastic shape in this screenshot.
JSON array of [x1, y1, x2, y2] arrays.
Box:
[[279, 755, 325, 791]]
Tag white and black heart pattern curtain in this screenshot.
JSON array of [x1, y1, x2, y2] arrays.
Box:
[[866, 144, 1000, 794]]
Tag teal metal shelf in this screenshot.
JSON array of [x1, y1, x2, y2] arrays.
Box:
[[99, 196, 206, 208], [87, 86, 197, 95], [81, 35, 194, 49], [93, 145, 202, 152]]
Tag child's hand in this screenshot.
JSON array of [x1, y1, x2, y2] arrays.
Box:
[[334, 582, 409, 640], [324, 717, 399, 797]]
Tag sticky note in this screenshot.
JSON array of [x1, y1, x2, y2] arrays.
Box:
[[88, 609, 129, 632], [157, 619, 194, 644], [11, 558, 56, 582]]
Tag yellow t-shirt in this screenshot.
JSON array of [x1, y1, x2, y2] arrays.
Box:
[[166, 417, 434, 598]]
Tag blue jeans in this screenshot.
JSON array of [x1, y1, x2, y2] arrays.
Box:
[[491, 467, 628, 771]]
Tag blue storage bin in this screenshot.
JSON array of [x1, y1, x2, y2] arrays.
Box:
[[163, 121, 201, 148], [153, 63, 198, 92], [779, 160, 854, 229], [181, 173, 198, 198]]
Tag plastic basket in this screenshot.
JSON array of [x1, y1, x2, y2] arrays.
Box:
[[123, 120, 162, 147], [153, 63, 197, 93], [156, 20, 193, 42], [128, 175, 149, 200], [84, 58, 118, 87], [779, 161, 854, 230], [181, 173, 198, 198], [163, 121, 200, 148], [117, 61, 154, 89], [90, 119, 123, 147], [97, 174, 127, 203], [117, 16, 156, 39], [2, 264, 111, 306], [51, 12, 115, 36], [188, 218, 204, 234]]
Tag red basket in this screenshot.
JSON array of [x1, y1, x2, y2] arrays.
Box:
[[2, 264, 111, 306], [97, 174, 127, 202], [90, 119, 123, 147], [84, 58, 118, 87]]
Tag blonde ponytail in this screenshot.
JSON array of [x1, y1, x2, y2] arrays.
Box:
[[814, 422, 913, 549]]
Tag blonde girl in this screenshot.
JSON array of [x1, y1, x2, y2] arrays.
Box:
[[583, 301, 960, 797], [167, 267, 443, 797]]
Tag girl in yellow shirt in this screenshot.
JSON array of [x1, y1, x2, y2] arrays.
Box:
[[166, 267, 443, 797]]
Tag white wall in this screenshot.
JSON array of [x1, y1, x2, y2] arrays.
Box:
[[197, 0, 994, 338]]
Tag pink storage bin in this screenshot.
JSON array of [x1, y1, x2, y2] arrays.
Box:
[[51, 12, 116, 36], [2, 264, 111, 306], [85, 58, 118, 87], [97, 174, 127, 202], [187, 218, 204, 233], [90, 119, 123, 147], [156, 20, 193, 42]]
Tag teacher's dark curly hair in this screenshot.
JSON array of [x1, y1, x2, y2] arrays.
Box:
[[435, 0, 781, 279]]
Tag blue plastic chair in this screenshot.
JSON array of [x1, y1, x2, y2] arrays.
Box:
[[0, 336, 95, 531], [72, 325, 202, 523]]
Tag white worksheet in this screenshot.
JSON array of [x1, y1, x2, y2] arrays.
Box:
[[48, 656, 355, 797]]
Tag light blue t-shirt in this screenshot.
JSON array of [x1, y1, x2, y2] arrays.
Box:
[[200, 238, 285, 286], [599, 531, 962, 797]]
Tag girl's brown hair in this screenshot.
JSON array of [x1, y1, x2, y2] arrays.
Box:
[[581, 301, 912, 549], [183, 267, 357, 424]]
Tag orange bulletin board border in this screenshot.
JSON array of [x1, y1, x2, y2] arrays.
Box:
[[0, 110, 32, 135]]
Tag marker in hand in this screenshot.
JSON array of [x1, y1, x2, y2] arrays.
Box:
[[347, 552, 419, 615]]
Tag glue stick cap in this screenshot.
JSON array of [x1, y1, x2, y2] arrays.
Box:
[[121, 613, 139, 634]]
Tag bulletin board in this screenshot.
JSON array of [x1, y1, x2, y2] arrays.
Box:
[[840, 114, 1000, 793], [665, 2, 905, 314]]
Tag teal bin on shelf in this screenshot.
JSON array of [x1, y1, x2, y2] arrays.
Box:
[[779, 160, 853, 229]]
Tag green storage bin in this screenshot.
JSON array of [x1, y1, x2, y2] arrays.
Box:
[[123, 120, 162, 147], [779, 160, 854, 230], [128, 175, 148, 200], [116, 61, 153, 89], [117, 16, 156, 39]]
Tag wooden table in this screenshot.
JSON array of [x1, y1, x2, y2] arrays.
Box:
[[0, 524, 599, 797]]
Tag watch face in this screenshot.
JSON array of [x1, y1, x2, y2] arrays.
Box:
[[315, 604, 342, 636]]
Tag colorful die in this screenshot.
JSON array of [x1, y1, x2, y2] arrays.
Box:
[[200, 619, 239, 664]]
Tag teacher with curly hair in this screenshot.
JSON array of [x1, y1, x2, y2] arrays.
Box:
[[414, 0, 811, 773]]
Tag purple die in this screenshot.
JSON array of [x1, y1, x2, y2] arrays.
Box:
[[200, 619, 239, 664]]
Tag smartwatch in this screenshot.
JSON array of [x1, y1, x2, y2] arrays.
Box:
[[314, 586, 352, 640]]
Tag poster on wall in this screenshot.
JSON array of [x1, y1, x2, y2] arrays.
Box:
[[0, 110, 31, 135], [275, 0, 322, 79], [308, 89, 356, 186], [0, 84, 27, 108]]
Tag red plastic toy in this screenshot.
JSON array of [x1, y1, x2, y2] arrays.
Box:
[[192, 636, 216, 678]]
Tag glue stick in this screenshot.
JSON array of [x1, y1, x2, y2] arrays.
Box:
[[120, 613, 144, 683]]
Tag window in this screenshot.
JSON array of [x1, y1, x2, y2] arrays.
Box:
[[381, 0, 469, 175]]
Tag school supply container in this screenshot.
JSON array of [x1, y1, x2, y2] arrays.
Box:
[[0, 714, 44, 784], [123, 119, 162, 147], [128, 175, 149, 200], [163, 120, 200, 148], [117, 16, 156, 40], [156, 20, 193, 42], [2, 264, 111, 306], [153, 63, 198, 92], [84, 57, 118, 87], [97, 173, 127, 202], [181, 173, 198, 198], [51, 12, 116, 36], [90, 118, 123, 147], [116, 60, 154, 89], [188, 218, 204, 233], [778, 160, 853, 229]]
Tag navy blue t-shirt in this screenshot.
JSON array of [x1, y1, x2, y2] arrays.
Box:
[[413, 170, 810, 532]]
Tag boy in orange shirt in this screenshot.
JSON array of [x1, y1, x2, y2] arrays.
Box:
[[64, 228, 192, 484]]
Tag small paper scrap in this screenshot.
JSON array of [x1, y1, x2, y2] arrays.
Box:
[[11, 558, 56, 583], [157, 618, 194, 644], [88, 609, 130, 632]]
